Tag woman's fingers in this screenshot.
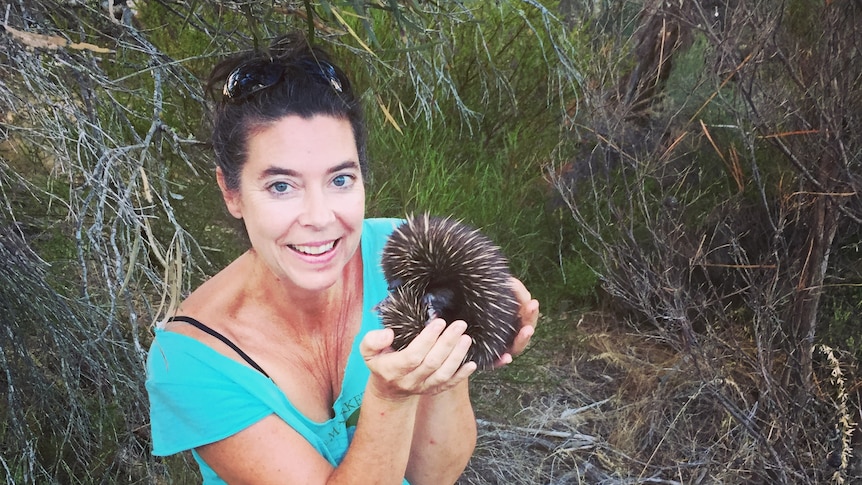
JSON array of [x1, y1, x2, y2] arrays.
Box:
[[511, 277, 540, 328], [488, 278, 540, 369], [401, 319, 448, 368], [419, 322, 475, 386], [401, 320, 474, 387], [363, 318, 475, 396], [508, 317, 536, 357], [511, 277, 539, 352], [415, 320, 466, 368]]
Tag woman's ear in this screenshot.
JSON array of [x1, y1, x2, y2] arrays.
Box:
[[216, 167, 243, 219]]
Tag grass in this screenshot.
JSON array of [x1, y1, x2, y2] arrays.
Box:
[[368, 115, 535, 234]]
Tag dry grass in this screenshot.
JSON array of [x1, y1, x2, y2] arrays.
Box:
[[461, 312, 861, 484]]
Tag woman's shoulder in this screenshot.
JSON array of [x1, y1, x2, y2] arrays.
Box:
[[361, 218, 401, 260], [363, 217, 402, 235], [170, 251, 252, 322]]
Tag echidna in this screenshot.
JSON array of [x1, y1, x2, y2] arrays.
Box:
[[376, 214, 521, 370]]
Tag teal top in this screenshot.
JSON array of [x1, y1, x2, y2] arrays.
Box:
[[146, 218, 406, 484]]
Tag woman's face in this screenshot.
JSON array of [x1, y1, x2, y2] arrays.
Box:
[[219, 114, 365, 293]]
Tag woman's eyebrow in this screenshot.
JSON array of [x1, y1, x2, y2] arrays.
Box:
[[260, 167, 300, 179], [328, 161, 360, 174], [259, 161, 359, 179]]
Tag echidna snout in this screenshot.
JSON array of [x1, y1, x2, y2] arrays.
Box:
[[422, 287, 457, 321], [376, 214, 520, 370]]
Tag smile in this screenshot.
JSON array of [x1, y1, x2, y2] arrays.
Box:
[[289, 240, 337, 256]]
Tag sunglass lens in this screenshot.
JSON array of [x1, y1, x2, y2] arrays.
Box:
[[318, 62, 342, 93], [296, 59, 343, 93], [223, 61, 285, 99]]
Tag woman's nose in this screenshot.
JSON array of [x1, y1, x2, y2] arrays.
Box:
[[298, 188, 335, 227]]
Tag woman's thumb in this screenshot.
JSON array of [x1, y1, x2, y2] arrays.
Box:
[[360, 328, 395, 358]]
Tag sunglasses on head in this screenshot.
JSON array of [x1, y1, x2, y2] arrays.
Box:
[[222, 58, 343, 101]]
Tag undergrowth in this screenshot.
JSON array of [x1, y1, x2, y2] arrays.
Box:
[[464, 313, 861, 484]]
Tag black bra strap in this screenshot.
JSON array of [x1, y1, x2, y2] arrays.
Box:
[[166, 315, 271, 378]]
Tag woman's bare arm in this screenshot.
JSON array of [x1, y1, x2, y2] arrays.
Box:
[[405, 380, 476, 485]]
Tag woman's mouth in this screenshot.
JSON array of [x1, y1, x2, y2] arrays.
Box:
[[288, 240, 338, 256]]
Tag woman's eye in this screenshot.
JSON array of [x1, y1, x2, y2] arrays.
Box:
[[332, 174, 355, 188], [270, 181, 291, 193]]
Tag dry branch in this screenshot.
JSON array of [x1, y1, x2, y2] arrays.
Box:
[[2, 24, 114, 53]]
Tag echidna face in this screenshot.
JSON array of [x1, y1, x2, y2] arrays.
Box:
[[422, 286, 458, 322], [377, 214, 520, 370]]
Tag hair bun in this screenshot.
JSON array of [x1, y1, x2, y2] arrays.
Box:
[[268, 31, 313, 62]]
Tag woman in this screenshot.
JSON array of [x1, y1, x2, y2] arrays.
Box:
[[146, 32, 539, 485]]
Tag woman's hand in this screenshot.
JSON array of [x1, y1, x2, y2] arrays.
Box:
[[360, 319, 477, 401], [493, 277, 540, 368]]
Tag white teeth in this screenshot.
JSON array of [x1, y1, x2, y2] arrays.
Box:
[[291, 241, 335, 255]]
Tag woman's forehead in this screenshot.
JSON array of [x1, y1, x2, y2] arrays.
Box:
[[243, 115, 359, 174]]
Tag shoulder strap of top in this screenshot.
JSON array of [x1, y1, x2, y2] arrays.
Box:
[[166, 315, 271, 379]]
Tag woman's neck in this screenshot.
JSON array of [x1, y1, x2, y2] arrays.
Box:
[[242, 248, 364, 335]]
